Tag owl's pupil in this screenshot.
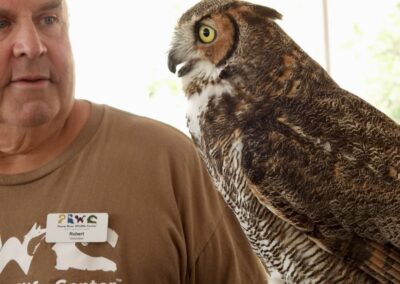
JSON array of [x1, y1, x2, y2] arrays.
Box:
[[203, 28, 210, 37]]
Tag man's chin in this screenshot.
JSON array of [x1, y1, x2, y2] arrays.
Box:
[[18, 113, 53, 128], [2, 102, 59, 128]]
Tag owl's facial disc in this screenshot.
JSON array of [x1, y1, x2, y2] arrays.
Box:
[[168, 14, 237, 79]]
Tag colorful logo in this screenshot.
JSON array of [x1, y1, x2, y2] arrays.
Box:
[[58, 214, 98, 225]]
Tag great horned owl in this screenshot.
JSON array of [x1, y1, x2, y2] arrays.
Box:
[[168, 0, 400, 283]]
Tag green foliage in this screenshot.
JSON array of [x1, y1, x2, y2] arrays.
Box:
[[148, 78, 181, 99], [366, 3, 400, 123]]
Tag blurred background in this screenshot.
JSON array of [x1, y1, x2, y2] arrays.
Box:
[[68, 0, 400, 134]]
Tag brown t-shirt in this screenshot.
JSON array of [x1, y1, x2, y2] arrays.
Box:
[[0, 103, 267, 284]]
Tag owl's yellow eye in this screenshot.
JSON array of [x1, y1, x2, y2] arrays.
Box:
[[198, 25, 216, 43]]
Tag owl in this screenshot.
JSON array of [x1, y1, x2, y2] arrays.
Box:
[[168, 0, 400, 283]]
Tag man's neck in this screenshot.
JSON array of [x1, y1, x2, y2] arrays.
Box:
[[0, 100, 91, 174]]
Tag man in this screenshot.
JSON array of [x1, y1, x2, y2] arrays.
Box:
[[0, 0, 267, 283]]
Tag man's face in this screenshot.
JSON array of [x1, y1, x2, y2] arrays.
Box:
[[0, 0, 74, 128]]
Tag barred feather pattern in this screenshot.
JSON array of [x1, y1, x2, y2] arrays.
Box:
[[168, 1, 400, 282], [194, 122, 376, 283]]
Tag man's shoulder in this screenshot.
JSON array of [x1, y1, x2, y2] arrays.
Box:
[[99, 104, 195, 156]]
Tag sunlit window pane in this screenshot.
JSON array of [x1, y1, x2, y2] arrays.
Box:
[[68, 0, 400, 135]]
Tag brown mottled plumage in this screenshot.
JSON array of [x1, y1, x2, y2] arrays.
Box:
[[168, 0, 400, 283]]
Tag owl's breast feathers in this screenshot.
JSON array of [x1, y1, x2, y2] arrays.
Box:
[[194, 50, 400, 282]]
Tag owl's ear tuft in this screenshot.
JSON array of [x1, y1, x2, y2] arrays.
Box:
[[235, 3, 282, 26], [246, 4, 283, 21]]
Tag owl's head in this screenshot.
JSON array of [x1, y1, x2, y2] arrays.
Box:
[[168, 0, 283, 88]]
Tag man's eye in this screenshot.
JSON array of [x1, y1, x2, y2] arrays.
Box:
[[0, 20, 10, 29], [41, 16, 58, 26]]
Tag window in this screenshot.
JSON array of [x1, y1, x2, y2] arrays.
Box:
[[69, 0, 400, 134]]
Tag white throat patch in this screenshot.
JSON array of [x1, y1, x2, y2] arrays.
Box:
[[186, 80, 233, 141]]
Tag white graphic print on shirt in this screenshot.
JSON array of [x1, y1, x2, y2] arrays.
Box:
[[0, 224, 46, 274], [0, 223, 119, 275]]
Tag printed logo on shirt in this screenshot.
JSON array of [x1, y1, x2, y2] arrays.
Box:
[[0, 224, 45, 275], [0, 222, 121, 283]]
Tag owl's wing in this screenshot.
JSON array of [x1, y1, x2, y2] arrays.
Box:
[[239, 87, 400, 281]]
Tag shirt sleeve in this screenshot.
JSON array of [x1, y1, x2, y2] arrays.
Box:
[[165, 131, 268, 283], [190, 202, 268, 284]]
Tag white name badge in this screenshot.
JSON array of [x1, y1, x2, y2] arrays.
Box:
[[46, 213, 109, 243]]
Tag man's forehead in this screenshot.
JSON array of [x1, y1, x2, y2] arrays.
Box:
[[0, 0, 64, 12]]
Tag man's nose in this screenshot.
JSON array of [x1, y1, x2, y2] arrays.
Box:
[[12, 21, 47, 59]]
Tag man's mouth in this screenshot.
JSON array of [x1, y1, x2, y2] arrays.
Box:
[[10, 75, 51, 87]]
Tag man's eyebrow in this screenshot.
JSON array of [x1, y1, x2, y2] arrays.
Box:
[[37, 0, 63, 12], [0, 9, 12, 18], [0, 0, 63, 18]]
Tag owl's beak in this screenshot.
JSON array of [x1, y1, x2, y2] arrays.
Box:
[[168, 48, 196, 77], [168, 52, 179, 74]]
